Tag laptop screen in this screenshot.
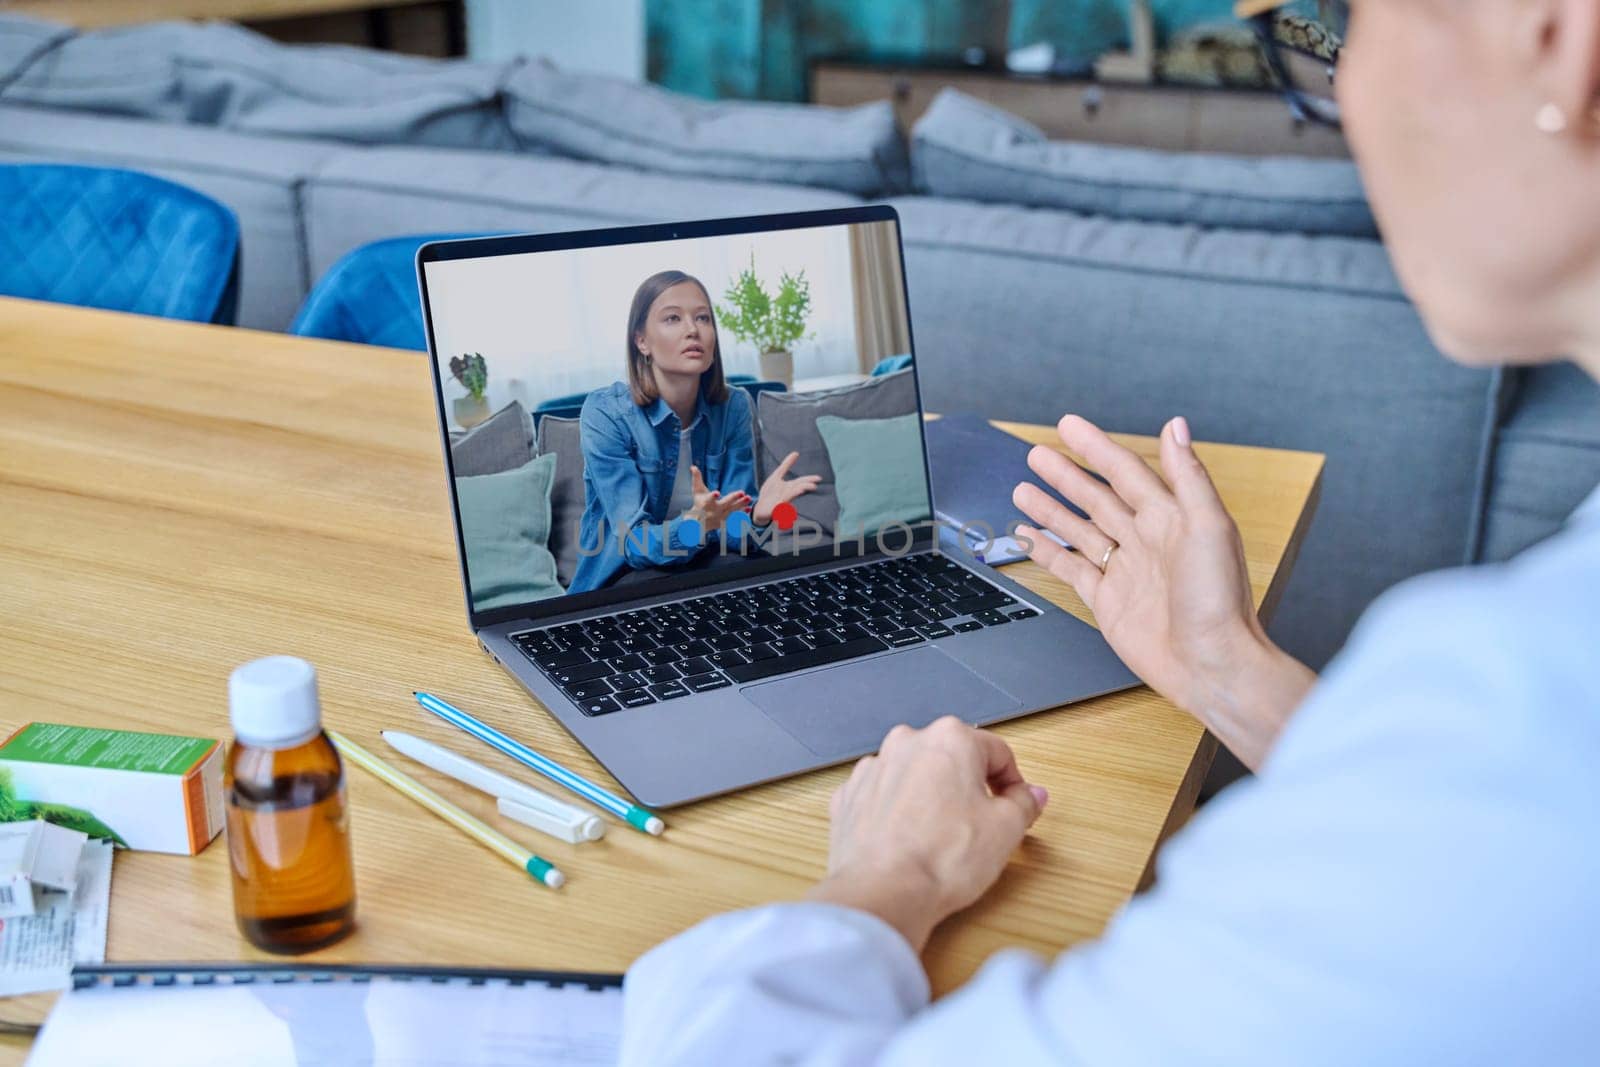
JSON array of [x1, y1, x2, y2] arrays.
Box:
[[420, 212, 930, 620]]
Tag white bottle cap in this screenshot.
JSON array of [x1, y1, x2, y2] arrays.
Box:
[[229, 656, 322, 749]]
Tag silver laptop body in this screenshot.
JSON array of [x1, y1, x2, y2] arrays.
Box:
[[418, 206, 1136, 808]]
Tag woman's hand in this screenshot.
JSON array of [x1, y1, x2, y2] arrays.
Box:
[[752, 451, 822, 526], [806, 717, 1047, 954], [684, 465, 750, 535], [1012, 415, 1315, 770]]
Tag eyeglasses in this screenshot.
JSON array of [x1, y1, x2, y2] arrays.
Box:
[[1251, 2, 1348, 130]]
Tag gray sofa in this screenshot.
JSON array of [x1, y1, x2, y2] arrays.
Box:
[[449, 369, 923, 607], [4, 14, 1596, 671]]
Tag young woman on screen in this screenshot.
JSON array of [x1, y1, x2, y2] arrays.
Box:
[[569, 270, 819, 593]]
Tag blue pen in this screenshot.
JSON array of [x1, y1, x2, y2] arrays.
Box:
[[414, 691, 665, 836]]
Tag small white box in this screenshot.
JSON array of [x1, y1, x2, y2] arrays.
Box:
[[0, 820, 87, 918]]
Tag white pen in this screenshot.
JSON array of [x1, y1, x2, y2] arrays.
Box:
[[381, 731, 605, 844]]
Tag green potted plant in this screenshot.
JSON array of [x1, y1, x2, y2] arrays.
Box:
[[449, 352, 490, 429], [717, 255, 812, 388]]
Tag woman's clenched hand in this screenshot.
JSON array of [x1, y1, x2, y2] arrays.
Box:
[[807, 717, 1047, 954]]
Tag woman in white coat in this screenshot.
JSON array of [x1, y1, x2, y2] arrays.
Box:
[[622, 2, 1600, 1062]]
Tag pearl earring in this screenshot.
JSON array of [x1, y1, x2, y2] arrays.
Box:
[[1536, 102, 1568, 134]]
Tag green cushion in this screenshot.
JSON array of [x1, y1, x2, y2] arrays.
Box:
[[454, 454, 563, 611], [816, 413, 932, 540]]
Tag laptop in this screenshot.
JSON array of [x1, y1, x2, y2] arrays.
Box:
[[417, 205, 1136, 808]]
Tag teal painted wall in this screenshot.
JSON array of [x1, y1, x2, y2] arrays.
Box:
[[647, 1, 1242, 101]]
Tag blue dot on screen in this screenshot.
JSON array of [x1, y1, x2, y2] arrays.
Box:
[[679, 518, 702, 546]]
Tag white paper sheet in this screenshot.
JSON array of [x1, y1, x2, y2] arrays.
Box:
[[27, 973, 622, 1067], [0, 838, 111, 996]]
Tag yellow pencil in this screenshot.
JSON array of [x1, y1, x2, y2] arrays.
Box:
[[327, 729, 564, 889]]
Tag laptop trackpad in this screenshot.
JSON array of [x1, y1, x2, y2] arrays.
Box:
[[743, 647, 1022, 759]]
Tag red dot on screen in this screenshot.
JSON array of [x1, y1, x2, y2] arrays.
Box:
[[773, 502, 798, 531]]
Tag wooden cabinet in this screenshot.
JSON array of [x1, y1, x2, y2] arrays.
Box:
[[812, 60, 1349, 159]]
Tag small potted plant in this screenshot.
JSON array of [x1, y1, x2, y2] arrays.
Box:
[[717, 255, 812, 388], [449, 352, 490, 429]]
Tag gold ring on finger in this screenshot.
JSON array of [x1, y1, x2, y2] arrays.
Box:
[[1097, 541, 1119, 573]]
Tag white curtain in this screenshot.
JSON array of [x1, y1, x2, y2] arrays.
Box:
[[849, 221, 911, 375]]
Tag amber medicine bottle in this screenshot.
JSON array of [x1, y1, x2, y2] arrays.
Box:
[[225, 656, 357, 953]]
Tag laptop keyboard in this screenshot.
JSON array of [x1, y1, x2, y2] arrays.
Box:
[[510, 553, 1041, 717]]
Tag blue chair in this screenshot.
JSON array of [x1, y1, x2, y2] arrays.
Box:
[[0, 164, 240, 324], [534, 392, 591, 425], [292, 232, 496, 349], [724, 373, 786, 399], [870, 354, 913, 376]]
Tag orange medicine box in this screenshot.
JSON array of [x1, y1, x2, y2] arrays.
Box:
[[0, 723, 225, 855]]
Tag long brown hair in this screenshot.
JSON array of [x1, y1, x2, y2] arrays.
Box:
[[625, 270, 729, 408]]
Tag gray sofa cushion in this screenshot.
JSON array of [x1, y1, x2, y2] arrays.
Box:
[[450, 401, 534, 477], [3, 20, 516, 151], [755, 370, 920, 538], [911, 89, 1376, 238], [890, 195, 1502, 669], [1479, 362, 1600, 561], [0, 103, 335, 331], [536, 415, 586, 589], [0, 15, 73, 92], [301, 144, 858, 286], [503, 60, 907, 196]]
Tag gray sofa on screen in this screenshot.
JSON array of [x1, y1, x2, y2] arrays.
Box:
[[3, 14, 1596, 672], [449, 371, 922, 604]]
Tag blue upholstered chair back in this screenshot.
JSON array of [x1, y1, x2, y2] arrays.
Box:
[[0, 164, 240, 324], [533, 392, 591, 425], [292, 233, 494, 350]]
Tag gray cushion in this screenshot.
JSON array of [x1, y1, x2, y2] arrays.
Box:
[[502, 60, 907, 196], [450, 401, 534, 477], [0, 103, 336, 330], [1479, 362, 1600, 561], [536, 414, 586, 589], [4, 20, 516, 151], [0, 15, 73, 91], [301, 144, 859, 287], [911, 89, 1376, 238], [890, 195, 1503, 669], [756, 370, 920, 538], [1, 19, 184, 120]]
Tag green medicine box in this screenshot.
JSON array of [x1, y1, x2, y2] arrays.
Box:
[[0, 723, 224, 855]]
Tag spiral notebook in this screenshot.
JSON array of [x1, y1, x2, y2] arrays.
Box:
[[29, 963, 625, 1067]]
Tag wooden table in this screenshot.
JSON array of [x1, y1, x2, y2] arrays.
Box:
[[0, 297, 1322, 1051], [0, 0, 439, 28]]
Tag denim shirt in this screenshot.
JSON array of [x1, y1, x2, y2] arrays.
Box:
[[569, 380, 760, 593]]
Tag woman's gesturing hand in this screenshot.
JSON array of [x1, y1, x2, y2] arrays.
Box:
[[806, 717, 1047, 955], [753, 451, 821, 526], [1012, 415, 1315, 770], [685, 464, 750, 534]]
